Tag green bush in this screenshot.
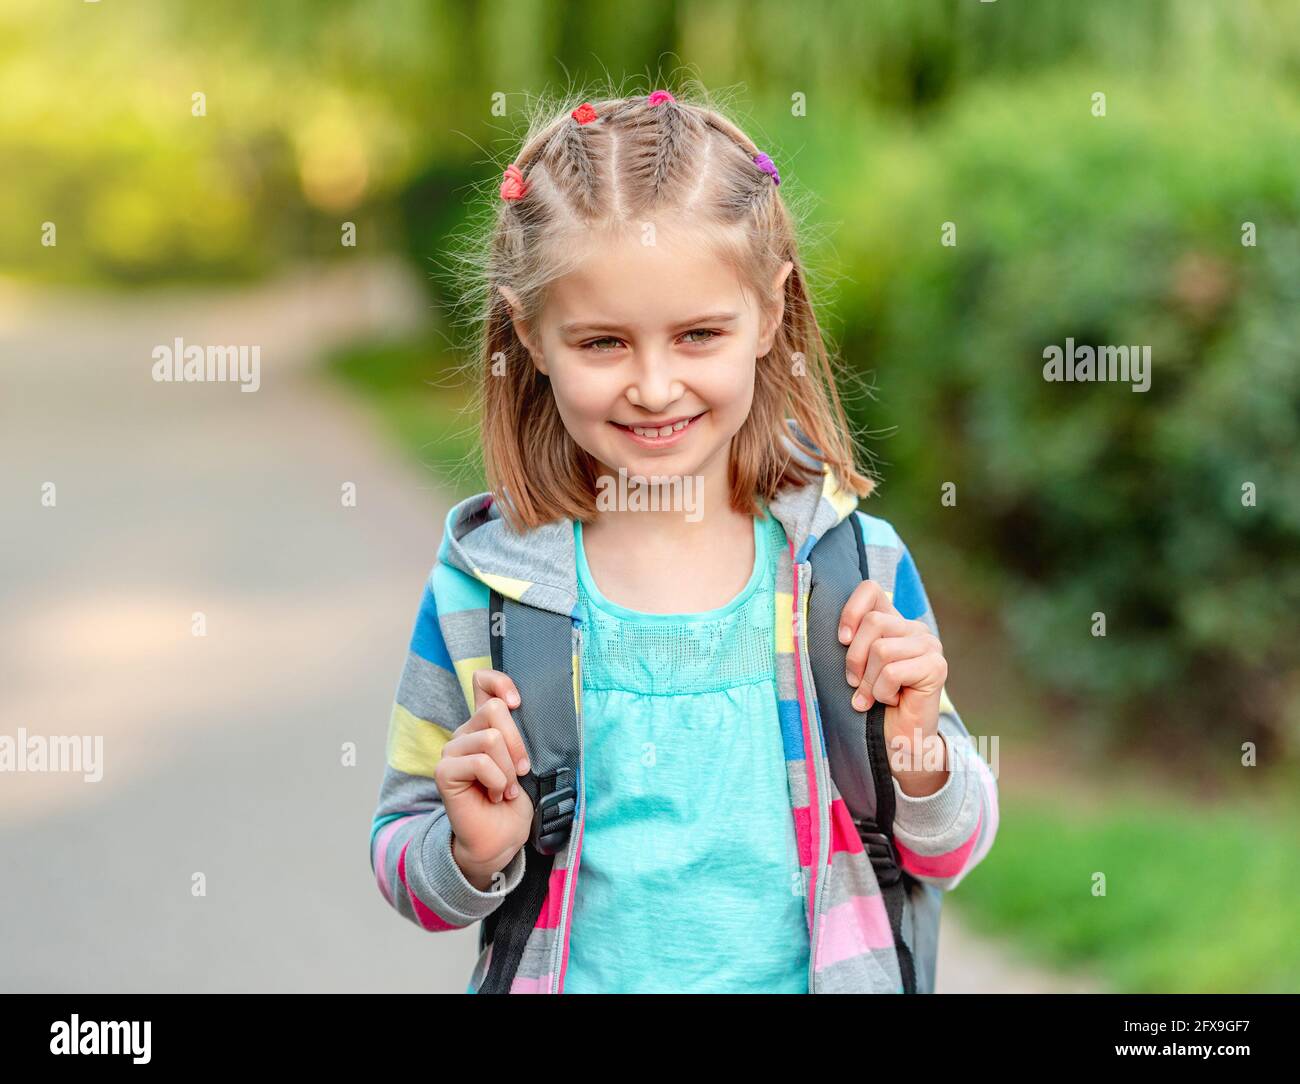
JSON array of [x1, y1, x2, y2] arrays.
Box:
[[833, 74, 1300, 759]]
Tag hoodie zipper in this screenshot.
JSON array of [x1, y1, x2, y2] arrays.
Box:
[[796, 561, 831, 994], [549, 620, 584, 993]]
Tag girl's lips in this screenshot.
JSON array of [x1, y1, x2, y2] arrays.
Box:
[[609, 411, 706, 449]]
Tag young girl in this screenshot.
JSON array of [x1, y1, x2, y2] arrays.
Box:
[[369, 87, 998, 994]]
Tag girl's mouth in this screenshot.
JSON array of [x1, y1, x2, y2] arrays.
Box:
[[608, 411, 706, 448]]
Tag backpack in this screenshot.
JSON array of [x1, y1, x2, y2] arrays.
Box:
[[476, 510, 942, 994]]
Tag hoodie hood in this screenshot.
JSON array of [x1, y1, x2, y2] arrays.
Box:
[[437, 418, 862, 618]]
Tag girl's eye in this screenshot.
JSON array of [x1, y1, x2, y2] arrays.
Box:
[[581, 337, 623, 352], [681, 328, 719, 345]]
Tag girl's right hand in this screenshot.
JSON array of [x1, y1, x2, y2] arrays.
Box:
[[436, 669, 534, 891]]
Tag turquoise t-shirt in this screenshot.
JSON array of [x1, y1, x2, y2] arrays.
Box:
[[562, 507, 810, 993]]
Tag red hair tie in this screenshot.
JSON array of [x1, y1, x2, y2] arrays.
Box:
[[648, 90, 675, 106], [571, 102, 598, 125], [499, 163, 528, 201]]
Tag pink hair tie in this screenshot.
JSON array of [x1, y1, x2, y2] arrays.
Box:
[[647, 90, 675, 106], [571, 102, 598, 125], [752, 151, 780, 186], [499, 163, 528, 201]]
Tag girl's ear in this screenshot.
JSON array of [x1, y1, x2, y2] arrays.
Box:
[[497, 285, 547, 373], [758, 259, 795, 358]]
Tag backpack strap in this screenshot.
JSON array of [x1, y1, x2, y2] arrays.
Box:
[[476, 589, 579, 994], [806, 512, 918, 994]]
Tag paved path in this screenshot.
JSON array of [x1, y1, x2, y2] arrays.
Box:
[[0, 263, 1099, 992]]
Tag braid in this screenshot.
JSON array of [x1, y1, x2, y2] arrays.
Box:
[[551, 121, 602, 219], [699, 110, 777, 220], [651, 99, 685, 200], [701, 112, 758, 157], [512, 111, 571, 175]]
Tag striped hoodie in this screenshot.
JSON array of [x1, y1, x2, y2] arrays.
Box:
[[369, 422, 999, 993]]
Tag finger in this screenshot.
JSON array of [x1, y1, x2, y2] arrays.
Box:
[[461, 696, 531, 777], [438, 751, 509, 802], [837, 579, 897, 644], [443, 728, 519, 800], [871, 654, 945, 708], [858, 632, 940, 700], [471, 669, 521, 712], [845, 610, 914, 686]]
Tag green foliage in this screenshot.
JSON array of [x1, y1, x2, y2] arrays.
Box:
[[833, 74, 1300, 755]]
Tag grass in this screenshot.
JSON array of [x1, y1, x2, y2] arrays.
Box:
[[953, 789, 1300, 992]]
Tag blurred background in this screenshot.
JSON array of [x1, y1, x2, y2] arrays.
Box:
[[1, 0, 1297, 993]]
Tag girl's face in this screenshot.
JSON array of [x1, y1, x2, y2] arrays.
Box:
[[503, 226, 793, 494]]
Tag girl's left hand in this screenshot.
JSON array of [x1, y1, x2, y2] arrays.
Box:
[[837, 580, 948, 782]]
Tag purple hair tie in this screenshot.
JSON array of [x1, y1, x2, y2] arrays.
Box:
[[752, 151, 780, 185]]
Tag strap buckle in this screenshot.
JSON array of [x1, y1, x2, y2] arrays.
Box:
[[530, 769, 576, 856], [855, 819, 902, 887]]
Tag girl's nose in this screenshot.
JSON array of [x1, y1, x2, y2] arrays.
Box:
[[625, 350, 684, 411]]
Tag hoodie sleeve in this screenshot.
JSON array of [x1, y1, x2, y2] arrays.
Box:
[[858, 516, 1000, 892], [369, 569, 526, 931]]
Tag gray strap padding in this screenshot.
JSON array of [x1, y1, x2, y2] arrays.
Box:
[[478, 591, 579, 994], [806, 515, 879, 821], [498, 595, 579, 792]]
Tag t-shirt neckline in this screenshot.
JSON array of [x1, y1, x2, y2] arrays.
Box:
[[574, 508, 772, 624]]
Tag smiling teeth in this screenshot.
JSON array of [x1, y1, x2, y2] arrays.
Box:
[[631, 418, 693, 437]]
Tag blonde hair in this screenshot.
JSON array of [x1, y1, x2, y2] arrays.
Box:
[[445, 78, 878, 533]]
